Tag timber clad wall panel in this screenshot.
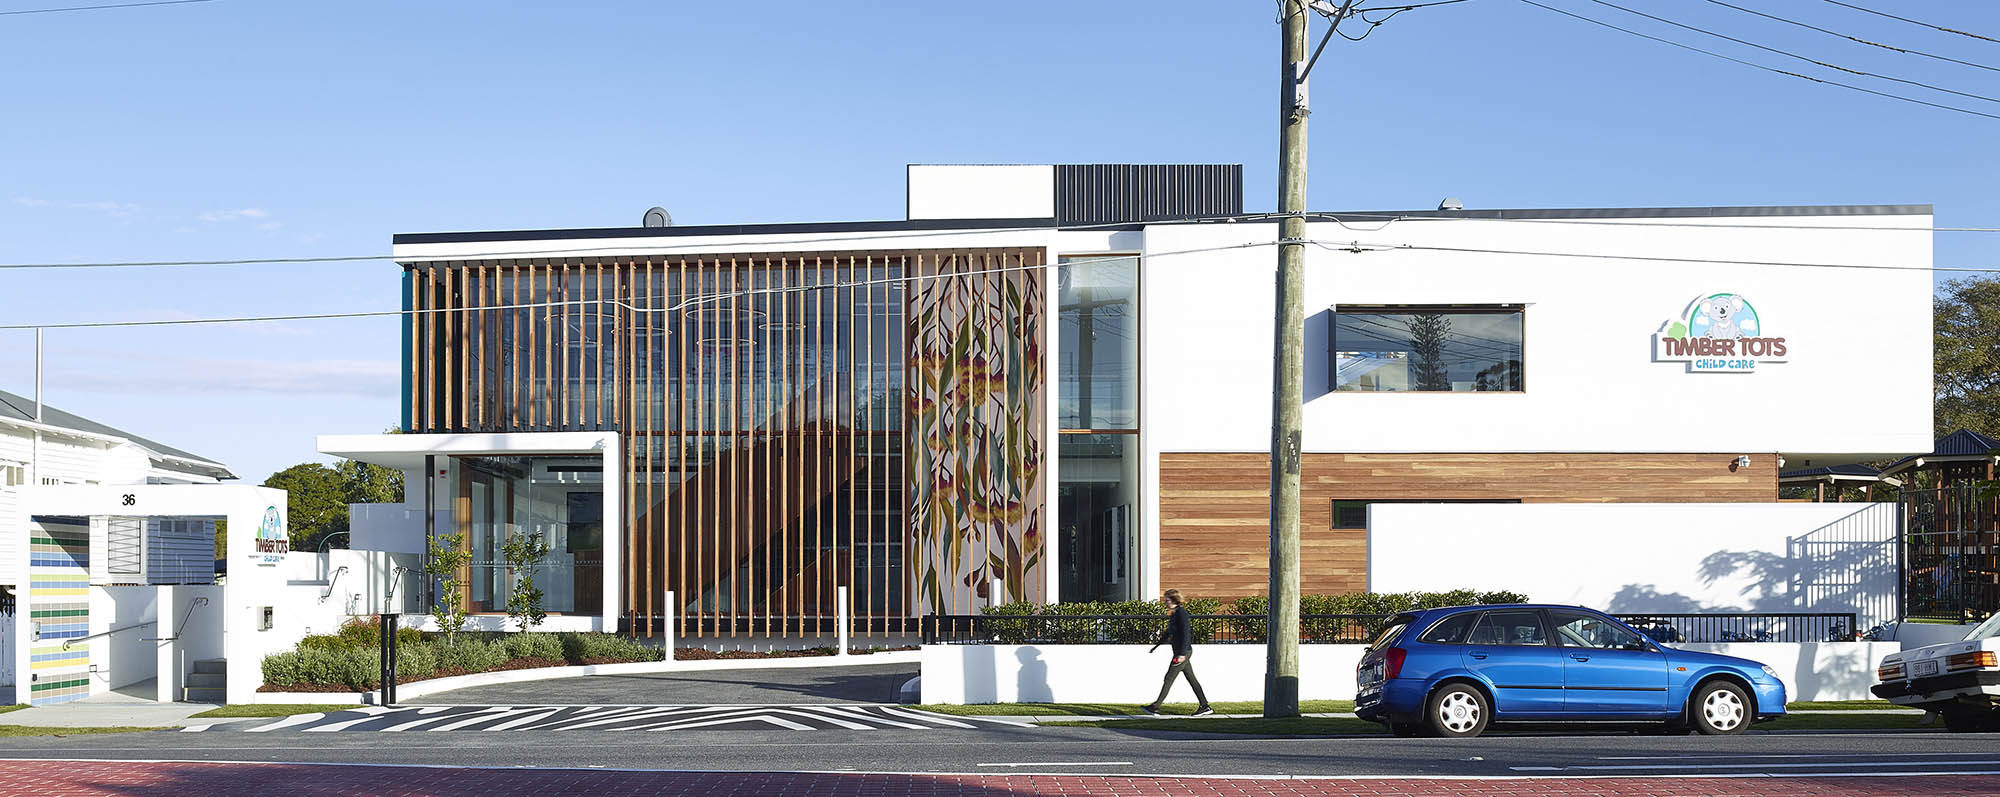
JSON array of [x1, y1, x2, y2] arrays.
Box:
[[406, 248, 1046, 637], [1158, 452, 1780, 600]]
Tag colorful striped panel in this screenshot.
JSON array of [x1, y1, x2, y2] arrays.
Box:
[[27, 519, 90, 706]]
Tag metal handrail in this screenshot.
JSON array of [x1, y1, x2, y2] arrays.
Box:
[[146, 596, 211, 643], [320, 566, 349, 603], [61, 620, 155, 650]]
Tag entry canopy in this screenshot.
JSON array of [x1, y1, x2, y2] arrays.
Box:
[[317, 431, 616, 470]]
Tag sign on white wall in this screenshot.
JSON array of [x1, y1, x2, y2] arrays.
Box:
[[1653, 292, 1790, 373]]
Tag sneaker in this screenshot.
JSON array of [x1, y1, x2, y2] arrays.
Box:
[[1193, 705, 1214, 717], [1140, 704, 1161, 715]]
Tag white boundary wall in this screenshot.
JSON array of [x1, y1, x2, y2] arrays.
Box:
[[1368, 503, 1900, 627], [921, 642, 1895, 704]]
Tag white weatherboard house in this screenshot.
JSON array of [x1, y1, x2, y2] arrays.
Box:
[[335, 163, 1931, 676], [0, 390, 411, 706]]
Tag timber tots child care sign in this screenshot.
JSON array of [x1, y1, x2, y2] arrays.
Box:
[[253, 505, 288, 565], [1653, 292, 1789, 373]]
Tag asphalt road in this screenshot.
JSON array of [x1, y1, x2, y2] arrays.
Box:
[[411, 661, 919, 705], [7, 723, 1999, 779]]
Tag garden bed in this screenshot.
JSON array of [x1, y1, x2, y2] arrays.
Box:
[[260, 619, 662, 692]]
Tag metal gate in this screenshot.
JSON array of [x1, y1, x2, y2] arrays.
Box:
[[1902, 486, 2000, 622]]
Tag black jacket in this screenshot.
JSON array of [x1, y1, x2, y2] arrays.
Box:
[[1156, 605, 1192, 657]]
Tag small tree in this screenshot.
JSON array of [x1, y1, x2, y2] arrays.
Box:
[[501, 531, 551, 631], [425, 531, 471, 644], [1406, 313, 1454, 391]]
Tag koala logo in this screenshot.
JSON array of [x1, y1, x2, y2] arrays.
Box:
[[1698, 294, 1746, 340]]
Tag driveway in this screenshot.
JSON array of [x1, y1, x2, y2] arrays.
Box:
[[411, 660, 918, 705]]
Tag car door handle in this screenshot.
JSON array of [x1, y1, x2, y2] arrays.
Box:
[[1469, 652, 1488, 660], [1569, 654, 1591, 662]]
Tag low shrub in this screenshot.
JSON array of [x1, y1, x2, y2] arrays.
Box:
[[439, 639, 508, 673], [502, 632, 564, 662], [558, 632, 665, 663], [298, 617, 424, 653], [261, 651, 304, 687]]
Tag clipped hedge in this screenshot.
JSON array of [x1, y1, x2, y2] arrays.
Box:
[[261, 629, 666, 691], [974, 590, 1527, 645]]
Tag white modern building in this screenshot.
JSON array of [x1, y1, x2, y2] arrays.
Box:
[[322, 163, 1932, 644]]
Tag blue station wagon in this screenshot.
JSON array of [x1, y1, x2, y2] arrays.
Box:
[[1355, 605, 1787, 737]]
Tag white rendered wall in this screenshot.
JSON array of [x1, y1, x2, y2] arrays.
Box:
[[1368, 503, 1900, 626], [907, 165, 1054, 220], [1141, 214, 1932, 459]]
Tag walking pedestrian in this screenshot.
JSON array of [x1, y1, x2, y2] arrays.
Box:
[[1142, 588, 1212, 716]]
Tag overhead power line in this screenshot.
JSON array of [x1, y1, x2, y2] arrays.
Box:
[[1817, 0, 2000, 46], [1516, 0, 2000, 121], [5, 239, 1990, 333], [1580, 0, 2000, 105], [1701, 0, 2000, 75], [0, 0, 212, 16], [0, 211, 1990, 272]]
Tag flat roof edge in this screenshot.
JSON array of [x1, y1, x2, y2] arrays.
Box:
[[393, 204, 1933, 246]]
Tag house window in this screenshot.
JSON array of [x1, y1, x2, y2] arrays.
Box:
[[0, 462, 23, 487], [1330, 499, 1524, 530], [1333, 305, 1524, 392]]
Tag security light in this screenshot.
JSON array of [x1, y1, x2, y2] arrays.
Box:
[[1734, 455, 1751, 468]]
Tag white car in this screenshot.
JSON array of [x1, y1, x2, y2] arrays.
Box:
[[1873, 613, 2000, 732]]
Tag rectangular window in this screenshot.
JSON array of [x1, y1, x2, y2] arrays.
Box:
[[0, 463, 22, 487], [1058, 255, 1139, 430], [1330, 498, 1522, 530], [1333, 305, 1524, 392]]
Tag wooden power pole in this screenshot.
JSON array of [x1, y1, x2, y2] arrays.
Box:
[[1265, 0, 1311, 719]]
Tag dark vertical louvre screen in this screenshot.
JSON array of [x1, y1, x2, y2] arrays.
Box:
[[1053, 164, 1243, 225]]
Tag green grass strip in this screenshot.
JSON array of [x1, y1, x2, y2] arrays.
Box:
[[189, 704, 358, 719], [1043, 716, 1385, 735], [1786, 700, 1912, 711], [0, 705, 27, 716], [0, 725, 166, 737]]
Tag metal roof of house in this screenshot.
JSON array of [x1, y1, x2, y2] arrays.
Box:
[[0, 387, 234, 478], [1879, 429, 2000, 477], [1780, 464, 1886, 480]]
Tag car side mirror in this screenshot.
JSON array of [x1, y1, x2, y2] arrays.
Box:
[[1624, 641, 1652, 652]]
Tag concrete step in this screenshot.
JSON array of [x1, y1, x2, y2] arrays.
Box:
[[190, 659, 226, 675], [185, 673, 225, 689], [183, 687, 225, 703]]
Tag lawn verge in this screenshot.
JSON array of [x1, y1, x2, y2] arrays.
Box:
[[189, 704, 357, 719], [0, 725, 166, 737], [914, 700, 1355, 717]]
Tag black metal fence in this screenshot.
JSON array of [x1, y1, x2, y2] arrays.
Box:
[[919, 613, 1395, 646], [921, 611, 1861, 646], [1614, 612, 1861, 644], [1903, 487, 2000, 623]]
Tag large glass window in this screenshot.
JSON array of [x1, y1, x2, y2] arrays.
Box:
[[1058, 255, 1138, 429], [455, 455, 603, 616], [1057, 254, 1140, 602], [1333, 306, 1524, 392]]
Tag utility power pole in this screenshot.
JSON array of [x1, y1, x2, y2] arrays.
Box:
[[1265, 0, 1313, 720]]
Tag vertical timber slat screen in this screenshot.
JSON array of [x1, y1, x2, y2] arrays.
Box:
[[405, 248, 1046, 637]]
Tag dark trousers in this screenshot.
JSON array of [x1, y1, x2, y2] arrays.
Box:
[[1152, 654, 1209, 705]]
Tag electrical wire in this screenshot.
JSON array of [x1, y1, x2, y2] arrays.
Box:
[[1700, 0, 2000, 75], [3, 209, 1989, 273], [0, 0, 211, 16], [0, 213, 1294, 271], [1309, 238, 1992, 273], [1516, 0, 2000, 121], [0, 245, 1275, 331], [1816, 0, 2000, 46], [1579, 0, 2000, 105]]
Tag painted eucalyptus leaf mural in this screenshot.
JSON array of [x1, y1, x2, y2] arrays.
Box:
[[907, 250, 1047, 614]]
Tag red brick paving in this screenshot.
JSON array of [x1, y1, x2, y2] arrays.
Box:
[[2, 761, 1997, 796]]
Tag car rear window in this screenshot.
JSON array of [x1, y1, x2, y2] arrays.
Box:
[[1418, 613, 1478, 644], [1369, 621, 1410, 650]]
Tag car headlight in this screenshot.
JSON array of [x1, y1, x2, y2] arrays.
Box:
[[1760, 665, 1782, 681]]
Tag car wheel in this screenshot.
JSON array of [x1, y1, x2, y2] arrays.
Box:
[[1425, 684, 1490, 738], [1389, 721, 1423, 738], [1941, 709, 1991, 733], [1690, 681, 1751, 735]]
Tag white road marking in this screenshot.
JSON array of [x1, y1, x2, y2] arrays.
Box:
[[423, 707, 520, 733], [895, 708, 1034, 728], [482, 708, 563, 732], [646, 715, 815, 731], [805, 706, 928, 730], [879, 707, 975, 729], [555, 707, 706, 731], [304, 709, 420, 733], [178, 725, 211, 733], [243, 712, 327, 733], [975, 761, 1133, 768]]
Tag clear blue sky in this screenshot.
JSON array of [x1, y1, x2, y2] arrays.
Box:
[[1, 0, 1995, 484]]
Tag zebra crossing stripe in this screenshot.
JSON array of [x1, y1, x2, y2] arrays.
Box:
[[482, 708, 563, 731], [556, 706, 703, 731], [645, 714, 815, 731], [179, 724, 212, 733], [378, 706, 492, 733], [244, 712, 326, 733], [878, 706, 975, 729], [805, 705, 928, 730], [306, 707, 417, 733], [424, 707, 518, 733], [896, 708, 1034, 728]]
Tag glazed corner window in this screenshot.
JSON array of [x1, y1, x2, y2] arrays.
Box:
[[1332, 305, 1524, 392]]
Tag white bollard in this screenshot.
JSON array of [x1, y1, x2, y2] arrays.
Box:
[[663, 590, 676, 662], [836, 586, 850, 657]]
